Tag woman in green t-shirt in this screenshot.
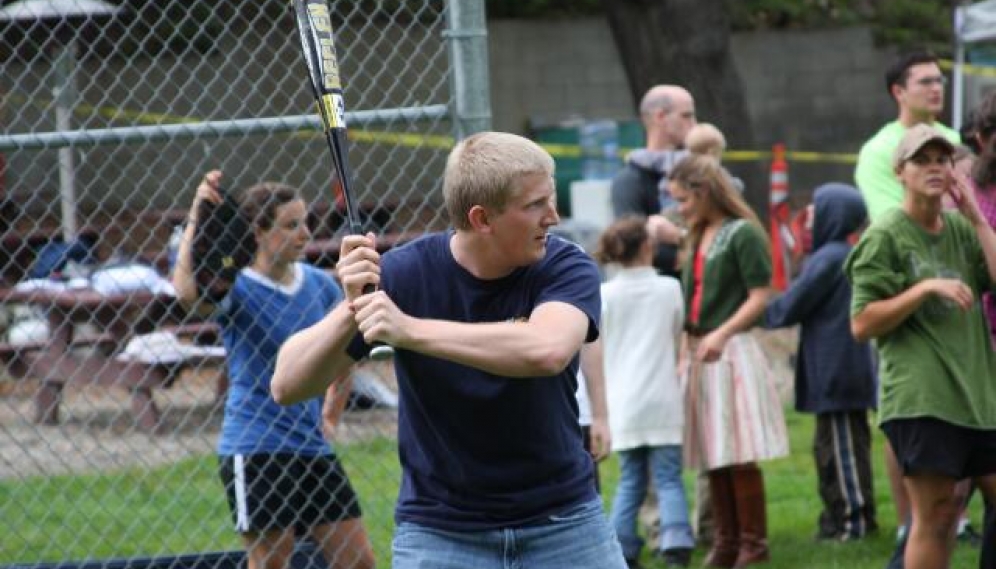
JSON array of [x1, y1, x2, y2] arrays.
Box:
[[668, 155, 789, 568], [845, 124, 996, 569]]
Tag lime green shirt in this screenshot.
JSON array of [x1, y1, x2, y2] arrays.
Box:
[[681, 218, 771, 332], [854, 121, 960, 222], [844, 209, 996, 428]]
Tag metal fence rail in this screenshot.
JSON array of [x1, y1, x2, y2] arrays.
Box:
[[0, 0, 489, 566]]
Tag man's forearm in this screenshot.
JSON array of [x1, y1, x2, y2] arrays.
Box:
[[398, 303, 589, 378], [272, 302, 359, 405]]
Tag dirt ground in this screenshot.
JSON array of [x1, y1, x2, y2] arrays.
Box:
[[0, 329, 796, 480]]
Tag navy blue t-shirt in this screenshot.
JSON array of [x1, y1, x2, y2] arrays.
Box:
[[348, 232, 601, 530]]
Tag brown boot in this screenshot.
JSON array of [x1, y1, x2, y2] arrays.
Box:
[[731, 464, 769, 567], [703, 468, 738, 568]]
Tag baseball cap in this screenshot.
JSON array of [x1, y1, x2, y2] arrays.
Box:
[[892, 123, 955, 170]]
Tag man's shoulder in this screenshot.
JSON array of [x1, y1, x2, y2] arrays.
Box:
[[611, 160, 655, 188], [858, 121, 902, 156], [933, 122, 960, 142], [860, 120, 959, 155], [386, 232, 446, 256], [381, 232, 448, 273], [544, 234, 596, 266]]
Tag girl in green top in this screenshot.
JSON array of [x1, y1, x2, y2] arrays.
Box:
[[669, 155, 788, 568], [845, 124, 996, 569]]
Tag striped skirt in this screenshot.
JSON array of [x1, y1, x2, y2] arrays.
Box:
[[682, 332, 789, 471]]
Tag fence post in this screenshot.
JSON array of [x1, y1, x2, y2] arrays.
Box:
[[445, 0, 492, 140]]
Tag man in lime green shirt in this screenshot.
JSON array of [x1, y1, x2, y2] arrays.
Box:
[[855, 52, 960, 222]]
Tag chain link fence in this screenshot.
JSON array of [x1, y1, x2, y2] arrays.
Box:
[[0, 0, 488, 566]]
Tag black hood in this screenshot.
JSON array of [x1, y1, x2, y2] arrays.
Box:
[[812, 183, 867, 249]]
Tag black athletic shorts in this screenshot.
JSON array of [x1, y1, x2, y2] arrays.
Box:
[[219, 453, 362, 533], [882, 417, 996, 479]]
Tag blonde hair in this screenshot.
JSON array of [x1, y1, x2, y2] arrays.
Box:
[[669, 154, 764, 249], [443, 132, 555, 230], [685, 123, 726, 158]]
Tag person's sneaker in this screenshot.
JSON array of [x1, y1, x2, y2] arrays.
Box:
[[660, 547, 693, 568], [624, 557, 642, 569], [958, 523, 982, 547]]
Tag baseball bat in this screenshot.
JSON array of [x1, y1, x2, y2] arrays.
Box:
[[292, 0, 393, 358]]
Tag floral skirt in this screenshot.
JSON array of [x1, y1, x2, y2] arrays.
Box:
[[682, 332, 789, 470]]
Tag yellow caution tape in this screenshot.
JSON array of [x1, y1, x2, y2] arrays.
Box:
[[939, 58, 996, 78], [537, 143, 858, 165], [4, 93, 861, 164]]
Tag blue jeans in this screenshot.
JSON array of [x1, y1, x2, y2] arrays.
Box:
[[609, 445, 694, 559], [391, 498, 626, 569]]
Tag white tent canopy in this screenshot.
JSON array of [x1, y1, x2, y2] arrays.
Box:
[[954, 0, 996, 129], [0, 0, 121, 20]]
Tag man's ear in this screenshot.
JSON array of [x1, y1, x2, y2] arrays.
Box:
[[467, 205, 493, 233], [890, 82, 904, 103]]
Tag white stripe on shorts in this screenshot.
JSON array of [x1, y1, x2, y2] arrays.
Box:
[[233, 454, 249, 532]]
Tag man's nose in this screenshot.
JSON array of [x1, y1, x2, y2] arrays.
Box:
[[545, 200, 560, 225]]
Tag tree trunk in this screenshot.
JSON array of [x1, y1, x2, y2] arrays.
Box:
[[602, 0, 767, 219]]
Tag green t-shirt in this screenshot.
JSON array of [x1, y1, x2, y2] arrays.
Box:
[[854, 121, 960, 222], [681, 218, 771, 332], [844, 209, 996, 428]]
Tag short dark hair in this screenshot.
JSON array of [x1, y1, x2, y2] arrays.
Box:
[[885, 51, 939, 96]]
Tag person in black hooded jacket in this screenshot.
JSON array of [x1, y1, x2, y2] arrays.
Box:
[[765, 183, 879, 541]]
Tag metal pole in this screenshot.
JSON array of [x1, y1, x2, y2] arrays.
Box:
[[54, 39, 78, 241], [445, 0, 491, 140], [0, 105, 451, 150]]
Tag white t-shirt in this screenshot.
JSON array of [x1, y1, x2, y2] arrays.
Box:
[[576, 369, 592, 427], [601, 266, 685, 450]]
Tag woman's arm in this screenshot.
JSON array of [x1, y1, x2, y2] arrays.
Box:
[[696, 286, 770, 362], [950, 172, 996, 283], [172, 171, 223, 310], [851, 278, 973, 341]]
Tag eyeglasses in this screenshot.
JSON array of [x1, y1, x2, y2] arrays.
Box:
[[914, 76, 948, 87]]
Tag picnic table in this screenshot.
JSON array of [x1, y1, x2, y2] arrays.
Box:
[[0, 280, 223, 433]]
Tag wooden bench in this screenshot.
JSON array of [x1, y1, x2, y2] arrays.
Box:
[[166, 321, 221, 346]]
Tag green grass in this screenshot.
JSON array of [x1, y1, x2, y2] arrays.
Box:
[[0, 412, 985, 568], [612, 411, 984, 568]]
